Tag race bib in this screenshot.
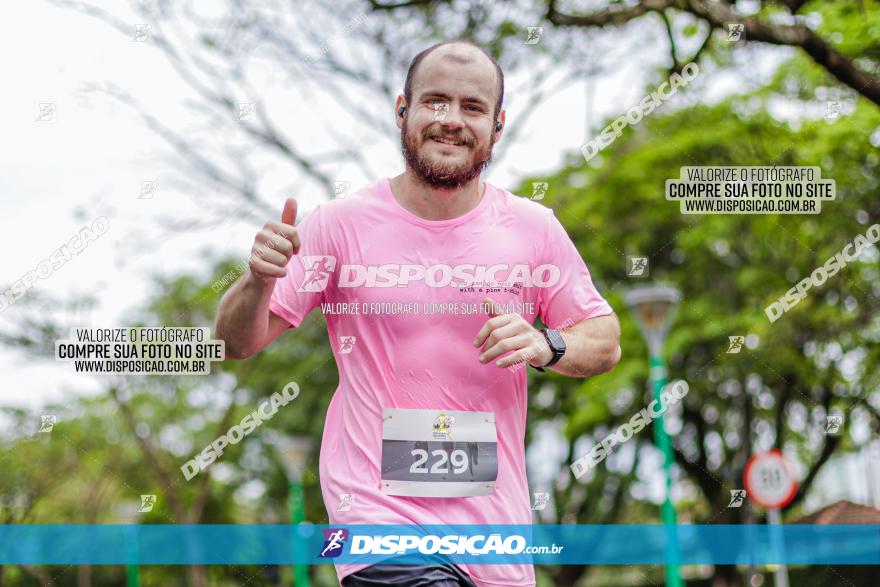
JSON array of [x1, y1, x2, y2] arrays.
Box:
[[381, 408, 498, 497]]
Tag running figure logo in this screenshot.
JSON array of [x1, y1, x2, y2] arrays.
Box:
[[36, 103, 56, 122], [319, 528, 348, 558], [825, 101, 842, 123], [138, 181, 157, 200], [825, 415, 843, 434], [726, 23, 745, 42], [132, 24, 151, 42], [39, 415, 56, 433], [238, 103, 256, 122], [626, 256, 649, 278], [524, 27, 543, 45], [727, 489, 746, 508], [532, 492, 550, 510], [333, 181, 351, 198], [531, 182, 548, 201], [298, 256, 337, 292], [727, 336, 744, 354], [337, 493, 354, 512], [338, 336, 356, 354], [138, 494, 157, 512], [432, 102, 449, 121]]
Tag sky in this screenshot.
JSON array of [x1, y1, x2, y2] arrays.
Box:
[[0, 0, 776, 410], [1, 0, 876, 510]]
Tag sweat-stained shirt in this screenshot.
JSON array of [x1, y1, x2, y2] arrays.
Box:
[[269, 177, 613, 587]]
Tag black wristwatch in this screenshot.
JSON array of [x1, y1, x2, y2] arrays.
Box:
[[531, 328, 566, 372]]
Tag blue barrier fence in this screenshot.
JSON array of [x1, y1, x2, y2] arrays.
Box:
[[0, 524, 877, 565]]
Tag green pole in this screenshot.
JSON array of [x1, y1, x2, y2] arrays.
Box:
[[289, 481, 309, 587], [124, 525, 140, 587], [650, 355, 683, 587], [126, 564, 140, 587]]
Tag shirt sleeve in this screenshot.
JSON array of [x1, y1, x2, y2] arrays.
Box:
[[269, 203, 334, 328], [536, 208, 613, 329]]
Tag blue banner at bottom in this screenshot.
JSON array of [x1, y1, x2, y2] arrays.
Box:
[[0, 525, 877, 565]]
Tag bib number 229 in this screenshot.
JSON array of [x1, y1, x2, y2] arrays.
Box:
[[410, 448, 469, 474]]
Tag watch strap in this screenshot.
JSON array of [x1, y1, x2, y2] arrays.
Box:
[[530, 328, 564, 372]]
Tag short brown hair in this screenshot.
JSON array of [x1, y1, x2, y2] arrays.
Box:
[[403, 40, 504, 120]]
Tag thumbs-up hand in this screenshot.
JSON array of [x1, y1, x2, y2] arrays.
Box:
[[248, 197, 302, 281], [473, 297, 553, 369], [280, 197, 297, 225]]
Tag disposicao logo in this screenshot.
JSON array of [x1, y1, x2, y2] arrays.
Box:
[[297, 261, 561, 291]]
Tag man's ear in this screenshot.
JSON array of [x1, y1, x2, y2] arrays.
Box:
[[394, 96, 407, 129], [492, 110, 506, 142]]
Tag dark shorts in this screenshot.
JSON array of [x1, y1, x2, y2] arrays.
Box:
[[341, 562, 478, 587]]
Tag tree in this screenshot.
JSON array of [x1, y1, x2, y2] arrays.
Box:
[[0, 261, 340, 586], [49, 0, 579, 241], [518, 52, 880, 585]]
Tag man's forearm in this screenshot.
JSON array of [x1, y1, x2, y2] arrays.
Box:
[[549, 314, 621, 378], [215, 271, 274, 359]]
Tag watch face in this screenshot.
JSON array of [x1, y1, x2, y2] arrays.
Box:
[[546, 329, 566, 352]]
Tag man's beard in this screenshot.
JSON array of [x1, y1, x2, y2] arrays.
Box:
[[400, 119, 493, 190]]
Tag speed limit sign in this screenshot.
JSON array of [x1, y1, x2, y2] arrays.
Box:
[[744, 450, 798, 509]]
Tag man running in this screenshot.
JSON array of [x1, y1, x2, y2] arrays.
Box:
[[215, 39, 621, 587]]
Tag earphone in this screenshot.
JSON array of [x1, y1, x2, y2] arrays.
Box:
[[398, 105, 501, 131]]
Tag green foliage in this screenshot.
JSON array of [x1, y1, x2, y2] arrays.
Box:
[[519, 69, 880, 530]]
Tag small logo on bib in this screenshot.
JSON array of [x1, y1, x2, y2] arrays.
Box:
[[432, 412, 455, 440]]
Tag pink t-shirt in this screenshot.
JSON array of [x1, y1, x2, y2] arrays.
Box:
[[269, 177, 612, 586]]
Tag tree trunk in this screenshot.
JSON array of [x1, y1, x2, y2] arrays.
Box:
[[78, 565, 92, 586], [712, 564, 741, 587], [552, 564, 590, 586], [187, 564, 207, 587]]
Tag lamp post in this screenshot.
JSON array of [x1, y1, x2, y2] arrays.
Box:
[[624, 283, 683, 587], [268, 433, 314, 587]]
